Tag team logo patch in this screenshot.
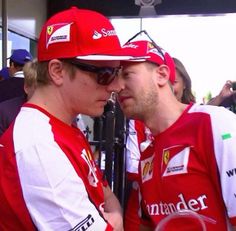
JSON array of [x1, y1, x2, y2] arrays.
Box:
[[141, 154, 154, 183], [163, 150, 170, 165], [46, 23, 72, 48], [47, 26, 53, 35], [147, 41, 155, 49], [147, 41, 165, 59], [162, 146, 190, 177]]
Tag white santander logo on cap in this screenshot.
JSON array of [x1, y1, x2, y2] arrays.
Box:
[[46, 23, 72, 48], [101, 28, 116, 36], [92, 28, 116, 40], [92, 30, 102, 39]]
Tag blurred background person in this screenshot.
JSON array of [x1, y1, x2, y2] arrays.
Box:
[[207, 80, 236, 113], [0, 49, 33, 102], [172, 57, 196, 104], [0, 59, 37, 137], [0, 67, 10, 81], [8, 49, 33, 78]]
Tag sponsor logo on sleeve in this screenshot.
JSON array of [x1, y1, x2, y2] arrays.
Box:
[[226, 168, 236, 177], [71, 214, 94, 231], [221, 132, 232, 140]]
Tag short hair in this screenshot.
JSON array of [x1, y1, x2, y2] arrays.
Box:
[[145, 61, 159, 70], [37, 60, 77, 86], [23, 59, 38, 88], [9, 59, 24, 69], [36, 61, 50, 85]]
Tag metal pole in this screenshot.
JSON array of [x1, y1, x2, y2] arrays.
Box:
[[2, 0, 8, 67], [140, 17, 143, 31], [104, 109, 115, 188], [113, 105, 127, 209]]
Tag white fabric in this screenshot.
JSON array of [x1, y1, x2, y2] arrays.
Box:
[[13, 71, 24, 78], [14, 107, 107, 230], [189, 104, 236, 222], [126, 120, 140, 174]]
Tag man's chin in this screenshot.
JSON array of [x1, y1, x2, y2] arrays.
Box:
[[93, 109, 105, 117], [121, 107, 136, 119]]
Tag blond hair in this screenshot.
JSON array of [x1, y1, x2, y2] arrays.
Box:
[[23, 59, 38, 88]]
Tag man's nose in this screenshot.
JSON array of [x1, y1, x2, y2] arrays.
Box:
[[106, 76, 123, 93]]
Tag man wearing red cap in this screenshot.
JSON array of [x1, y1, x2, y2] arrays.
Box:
[[0, 7, 140, 231], [117, 33, 236, 231]]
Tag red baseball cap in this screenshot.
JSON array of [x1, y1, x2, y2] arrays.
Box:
[[121, 40, 176, 84], [38, 7, 136, 61]]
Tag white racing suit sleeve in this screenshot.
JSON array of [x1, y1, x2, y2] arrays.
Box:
[[126, 120, 141, 174], [209, 107, 236, 227], [16, 143, 109, 231]]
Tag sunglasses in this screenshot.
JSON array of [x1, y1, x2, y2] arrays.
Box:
[[125, 30, 166, 64], [67, 60, 120, 85]]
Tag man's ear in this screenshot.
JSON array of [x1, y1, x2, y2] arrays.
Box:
[[48, 59, 64, 86], [156, 65, 171, 86]]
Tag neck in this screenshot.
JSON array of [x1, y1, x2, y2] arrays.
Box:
[[144, 98, 188, 136], [28, 86, 75, 125]]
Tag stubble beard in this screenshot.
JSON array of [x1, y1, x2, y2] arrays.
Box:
[[125, 87, 158, 121]]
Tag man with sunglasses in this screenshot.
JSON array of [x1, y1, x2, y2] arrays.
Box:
[[117, 31, 236, 230], [0, 7, 140, 231]]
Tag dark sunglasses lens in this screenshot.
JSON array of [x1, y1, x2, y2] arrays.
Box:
[[97, 69, 116, 85]]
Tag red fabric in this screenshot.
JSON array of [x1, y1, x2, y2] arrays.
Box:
[[0, 103, 112, 230], [230, 217, 236, 226], [38, 7, 128, 61], [0, 124, 36, 231], [122, 40, 175, 83], [125, 120, 153, 231], [124, 186, 140, 231], [139, 104, 234, 230]]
